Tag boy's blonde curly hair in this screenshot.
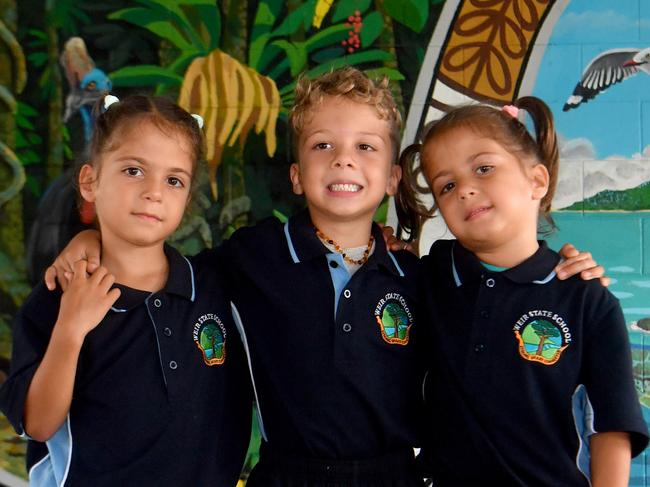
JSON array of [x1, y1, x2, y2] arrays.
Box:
[[289, 67, 402, 163]]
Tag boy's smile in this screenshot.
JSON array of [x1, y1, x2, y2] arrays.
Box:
[[290, 96, 400, 242]]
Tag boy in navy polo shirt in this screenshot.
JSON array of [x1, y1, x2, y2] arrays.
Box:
[[0, 96, 250, 486], [222, 67, 424, 486], [397, 98, 648, 485]]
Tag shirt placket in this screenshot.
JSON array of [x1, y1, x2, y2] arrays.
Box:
[[146, 293, 179, 396], [465, 273, 497, 381]]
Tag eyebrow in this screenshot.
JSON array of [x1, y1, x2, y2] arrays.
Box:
[[429, 170, 451, 185], [431, 151, 496, 183], [116, 156, 192, 178], [303, 130, 385, 140]]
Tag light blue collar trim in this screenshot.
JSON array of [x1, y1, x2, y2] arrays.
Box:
[[231, 302, 268, 442], [451, 246, 462, 287], [181, 254, 196, 301], [533, 270, 556, 284], [387, 251, 405, 277], [283, 221, 300, 263]]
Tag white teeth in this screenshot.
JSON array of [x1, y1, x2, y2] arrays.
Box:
[[329, 183, 361, 192]]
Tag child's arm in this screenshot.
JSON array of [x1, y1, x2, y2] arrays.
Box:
[[25, 261, 119, 441], [590, 432, 631, 487], [381, 229, 607, 283], [44, 230, 102, 291]]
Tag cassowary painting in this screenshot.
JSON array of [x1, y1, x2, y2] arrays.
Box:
[[25, 37, 111, 284]]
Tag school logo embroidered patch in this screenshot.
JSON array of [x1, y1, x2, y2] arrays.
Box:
[[374, 293, 413, 345], [193, 313, 227, 366], [513, 310, 571, 365]]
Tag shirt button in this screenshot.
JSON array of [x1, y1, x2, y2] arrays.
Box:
[[169, 360, 178, 370], [329, 261, 338, 268], [486, 278, 495, 288], [480, 310, 489, 319], [342, 323, 352, 332], [163, 327, 172, 337], [474, 344, 485, 353], [343, 289, 351, 298], [154, 298, 162, 307]]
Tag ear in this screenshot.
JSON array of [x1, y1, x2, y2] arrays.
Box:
[[289, 163, 304, 195], [529, 163, 549, 201], [386, 164, 402, 196], [78, 164, 98, 203]]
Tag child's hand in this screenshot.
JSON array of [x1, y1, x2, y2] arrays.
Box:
[[380, 225, 416, 254], [55, 261, 120, 344], [45, 230, 102, 291], [555, 243, 610, 287]]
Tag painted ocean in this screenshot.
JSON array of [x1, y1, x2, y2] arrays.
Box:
[[548, 212, 650, 485]]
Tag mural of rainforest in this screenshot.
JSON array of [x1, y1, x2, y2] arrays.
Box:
[[0, 0, 648, 485]]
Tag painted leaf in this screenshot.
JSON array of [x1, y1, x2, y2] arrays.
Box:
[[270, 39, 308, 76], [311, 46, 345, 63], [249, 0, 283, 69], [109, 9, 193, 51], [304, 24, 348, 51], [109, 65, 184, 87], [271, 0, 316, 37], [360, 11, 384, 47], [383, 0, 428, 33], [331, 0, 371, 23]]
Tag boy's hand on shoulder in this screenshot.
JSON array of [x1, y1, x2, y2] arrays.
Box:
[[45, 229, 102, 291], [555, 243, 610, 287], [55, 261, 120, 344]]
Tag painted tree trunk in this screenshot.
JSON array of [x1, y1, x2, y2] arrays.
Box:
[[45, 0, 64, 185], [0, 0, 27, 308]]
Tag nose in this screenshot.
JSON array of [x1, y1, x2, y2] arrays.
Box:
[[457, 180, 476, 200], [331, 147, 356, 169], [142, 179, 163, 202]]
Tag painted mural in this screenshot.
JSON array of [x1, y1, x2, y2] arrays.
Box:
[[0, 0, 648, 485]]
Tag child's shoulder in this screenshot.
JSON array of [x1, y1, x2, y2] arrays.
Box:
[[561, 271, 619, 310], [15, 281, 61, 330], [420, 239, 456, 268], [225, 216, 285, 249], [387, 246, 420, 276]]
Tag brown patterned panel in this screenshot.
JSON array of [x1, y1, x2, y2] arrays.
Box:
[[438, 0, 553, 103]]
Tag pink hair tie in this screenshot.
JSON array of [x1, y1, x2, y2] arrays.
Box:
[[502, 104, 519, 119]]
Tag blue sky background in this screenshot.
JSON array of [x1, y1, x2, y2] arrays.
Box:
[[533, 0, 650, 158]]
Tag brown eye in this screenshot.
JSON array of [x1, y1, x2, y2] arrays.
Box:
[[124, 167, 143, 177], [85, 81, 97, 91], [167, 177, 184, 188], [440, 182, 455, 195]]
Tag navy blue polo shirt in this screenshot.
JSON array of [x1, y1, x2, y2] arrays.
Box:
[[417, 239, 648, 486], [0, 245, 251, 486], [220, 209, 424, 460]]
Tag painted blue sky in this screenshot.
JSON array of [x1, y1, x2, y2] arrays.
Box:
[[533, 0, 650, 158]]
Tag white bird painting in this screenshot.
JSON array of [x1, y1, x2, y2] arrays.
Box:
[[563, 47, 650, 111]]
